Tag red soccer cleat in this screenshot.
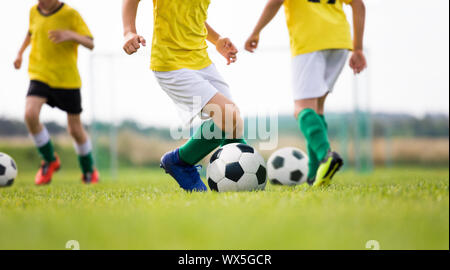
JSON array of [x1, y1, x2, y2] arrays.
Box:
[[35, 155, 61, 185], [82, 169, 99, 184]]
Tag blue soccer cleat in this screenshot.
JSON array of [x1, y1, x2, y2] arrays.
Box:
[[160, 149, 207, 192]]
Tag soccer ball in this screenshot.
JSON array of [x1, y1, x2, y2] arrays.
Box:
[[0, 153, 18, 188], [267, 147, 309, 186], [207, 143, 267, 192]]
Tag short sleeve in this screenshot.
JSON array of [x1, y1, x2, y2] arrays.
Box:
[[342, 0, 353, 4], [28, 6, 35, 35], [72, 10, 93, 38]]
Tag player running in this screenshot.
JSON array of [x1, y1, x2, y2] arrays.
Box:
[[14, 0, 99, 185], [245, 0, 367, 187], [122, 0, 247, 192]]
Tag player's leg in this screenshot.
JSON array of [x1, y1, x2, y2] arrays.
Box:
[[317, 93, 328, 130], [293, 50, 346, 187], [294, 98, 330, 184], [156, 69, 218, 192], [67, 114, 98, 184], [313, 50, 349, 186], [201, 66, 247, 147], [203, 93, 246, 146], [178, 85, 246, 166], [176, 93, 235, 167], [158, 66, 246, 192], [314, 92, 344, 186], [25, 82, 61, 185], [25, 96, 56, 163], [301, 93, 329, 183], [292, 51, 331, 184], [161, 93, 244, 192]]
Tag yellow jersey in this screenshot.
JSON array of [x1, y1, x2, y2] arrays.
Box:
[[28, 3, 92, 89], [151, 0, 212, 72], [284, 0, 353, 57]]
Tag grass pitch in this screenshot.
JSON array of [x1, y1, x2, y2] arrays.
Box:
[[0, 166, 448, 250]]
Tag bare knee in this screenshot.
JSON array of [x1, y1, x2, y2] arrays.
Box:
[[294, 98, 319, 119], [203, 93, 244, 138], [67, 116, 86, 144], [24, 108, 41, 133], [222, 104, 244, 138], [24, 109, 38, 125], [317, 94, 328, 115], [24, 97, 46, 133], [68, 125, 86, 144]]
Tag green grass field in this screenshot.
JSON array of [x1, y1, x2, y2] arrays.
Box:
[[0, 166, 448, 250]]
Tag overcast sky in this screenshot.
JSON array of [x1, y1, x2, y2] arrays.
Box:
[[0, 0, 448, 127]]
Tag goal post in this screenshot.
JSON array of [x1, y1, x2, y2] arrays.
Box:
[[351, 48, 374, 173], [88, 53, 119, 180]]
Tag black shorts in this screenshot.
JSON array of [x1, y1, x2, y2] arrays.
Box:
[[27, 80, 83, 114]]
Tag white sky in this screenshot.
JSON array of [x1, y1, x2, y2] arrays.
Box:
[[0, 0, 448, 127]]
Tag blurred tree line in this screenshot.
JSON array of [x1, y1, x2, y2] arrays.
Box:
[[0, 113, 448, 139], [270, 113, 449, 138]]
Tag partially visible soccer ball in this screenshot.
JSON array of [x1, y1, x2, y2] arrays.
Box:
[[207, 143, 267, 192], [267, 147, 309, 186], [0, 153, 18, 188]]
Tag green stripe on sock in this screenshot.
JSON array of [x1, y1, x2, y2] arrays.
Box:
[[298, 109, 330, 162], [319, 114, 328, 131], [307, 143, 319, 179], [306, 115, 328, 179], [78, 152, 94, 174], [38, 141, 56, 163], [179, 120, 223, 165]]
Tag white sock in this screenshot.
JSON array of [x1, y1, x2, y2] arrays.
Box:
[[74, 138, 92, 156], [31, 127, 51, 148]]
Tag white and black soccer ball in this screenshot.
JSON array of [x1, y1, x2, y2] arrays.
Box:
[[207, 143, 267, 192], [267, 147, 309, 186], [0, 153, 18, 188]]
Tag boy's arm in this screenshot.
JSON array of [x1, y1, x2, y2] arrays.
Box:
[[122, 0, 146, 55], [205, 22, 238, 65], [14, 32, 31, 70], [349, 0, 367, 74], [48, 30, 94, 50], [205, 22, 220, 45], [245, 0, 284, 53]]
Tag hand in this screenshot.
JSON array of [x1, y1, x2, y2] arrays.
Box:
[[14, 55, 23, 70], [245, 33, 260, 53], [48, 30, 75, 44], [123, 32, 146, 55], [216, 37, 238, 65], [349, 50, 367, 74]]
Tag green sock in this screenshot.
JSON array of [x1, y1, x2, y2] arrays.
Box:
[[78, 152, 94, 174], [179, 120, 224, 165], [298, 108, 330, 163], [307, 114, 328, 179], [38, 140, 56, 163], [307, 143, 319, 179], [319, 114, 328, 131]]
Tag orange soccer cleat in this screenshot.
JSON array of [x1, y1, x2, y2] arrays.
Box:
[[82, 169, 99, 184], [35, 155, 61, 185]]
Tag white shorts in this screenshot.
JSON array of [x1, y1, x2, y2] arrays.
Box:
[[154, 64, 232, 124], [292, 49, 349, 100]]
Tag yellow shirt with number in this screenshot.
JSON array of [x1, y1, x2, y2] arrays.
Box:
[[151, 0, 212, 72], [284, 0, 353, 57], [28, 3, 92, 89]]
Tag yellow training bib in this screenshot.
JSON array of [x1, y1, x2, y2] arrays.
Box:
[[284, 0, 353, 57], [28, 3, 92, 89], [151, 0, 212, 72]]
